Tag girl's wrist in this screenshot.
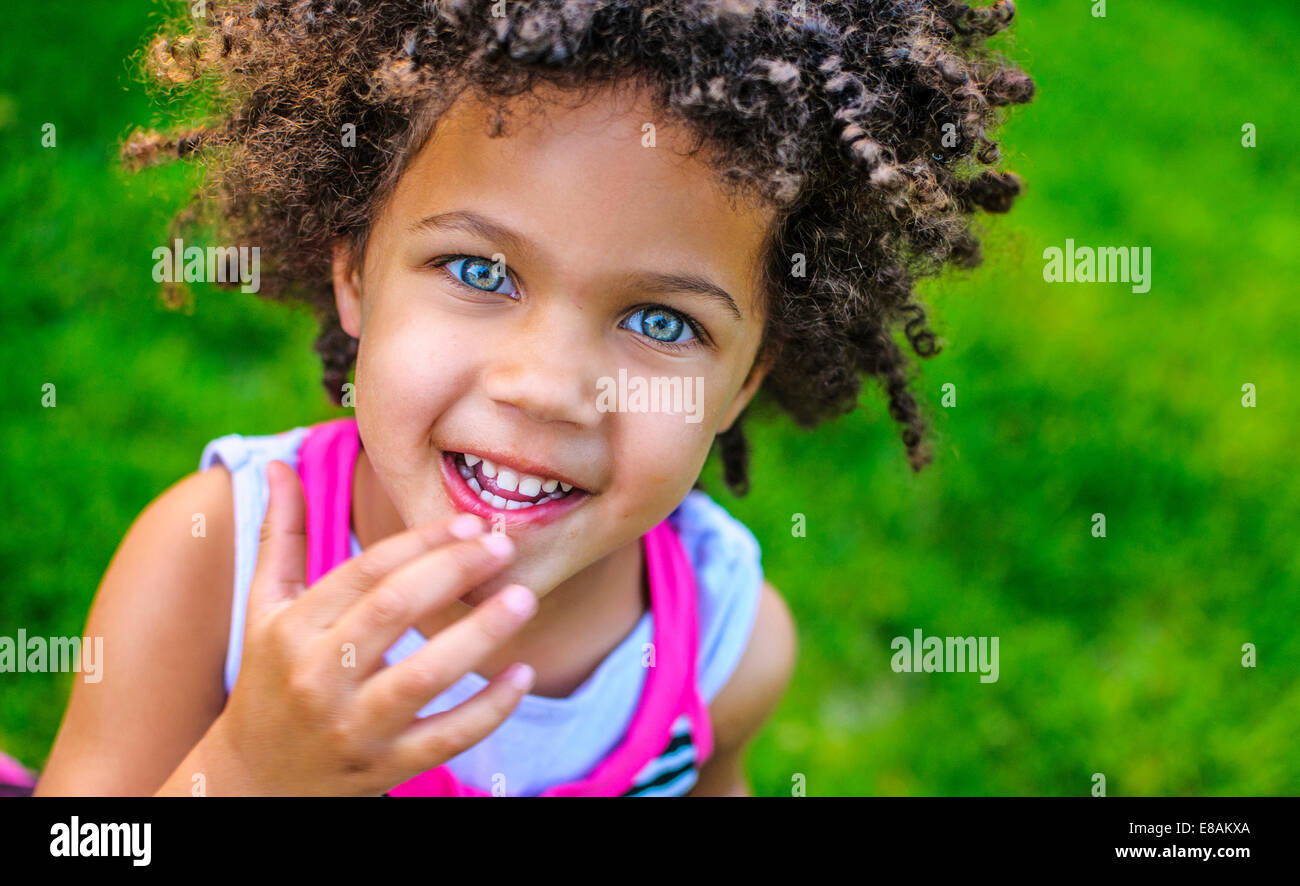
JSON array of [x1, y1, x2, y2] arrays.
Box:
[[152, 717, 255, 797]]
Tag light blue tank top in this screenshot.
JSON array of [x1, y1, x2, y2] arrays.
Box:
[[199, 426, 765, 796]]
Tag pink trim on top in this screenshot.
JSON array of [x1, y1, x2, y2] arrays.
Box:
[[293, 417, 711, 796]]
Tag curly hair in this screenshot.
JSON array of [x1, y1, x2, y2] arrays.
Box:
[[124, 0, 1034, 496]]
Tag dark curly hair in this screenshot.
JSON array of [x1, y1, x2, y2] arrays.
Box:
[[124, 0, 1034, 496]]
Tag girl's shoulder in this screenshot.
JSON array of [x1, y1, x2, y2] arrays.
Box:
[[668, 488, 763, 568], [198, 425, 311, 476], [197, 425, 311, 545], [667, 490, 766, 704]]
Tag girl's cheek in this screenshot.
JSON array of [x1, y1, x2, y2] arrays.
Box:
[[355, 355, 430, 454], [364, 307, 468, 411], [614, 413, 715, 498]]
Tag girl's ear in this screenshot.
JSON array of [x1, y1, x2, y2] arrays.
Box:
[[717, 348, 775, 434], [332, 238, 363, 339]]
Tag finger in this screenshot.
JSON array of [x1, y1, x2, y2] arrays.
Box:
[[327, 532, 517, 675], [247, 460, 308, 620], [294, 512, 488, 629], [357, 583, 538, 734], [387, 659, 535, 779]]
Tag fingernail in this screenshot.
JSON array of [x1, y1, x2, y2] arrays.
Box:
[[448, 514, 485, 539], [506, 662, 535, 691], [480, 533, 514, 558], [500, 584, 536, 618]]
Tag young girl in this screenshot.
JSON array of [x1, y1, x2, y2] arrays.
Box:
[[28, 0, 1032, 797]]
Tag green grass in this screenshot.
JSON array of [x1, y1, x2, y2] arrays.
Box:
[[2, 0, 1297, 795]]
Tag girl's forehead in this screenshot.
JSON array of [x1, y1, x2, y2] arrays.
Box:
[[401, 83, 767, 221]]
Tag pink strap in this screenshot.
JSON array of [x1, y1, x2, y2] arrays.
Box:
[[295, 418, 359, 587], [293, 417, 711, 795]]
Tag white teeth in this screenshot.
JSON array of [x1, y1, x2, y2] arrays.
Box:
[[460, 451, 576, 498], [491, 494, 508, 509], [478, 489, 494, 504], [505, 500, 521, 510]]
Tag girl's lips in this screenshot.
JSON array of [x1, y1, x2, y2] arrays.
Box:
[[439, 450, 589, 529]]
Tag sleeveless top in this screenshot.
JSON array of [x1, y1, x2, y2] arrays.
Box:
[[199, 418, 765, 796]]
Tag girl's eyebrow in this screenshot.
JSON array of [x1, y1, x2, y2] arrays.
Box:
[[628, 271, 743, 322], [409, 209, 745, 322], [410, 210, 537, 262]]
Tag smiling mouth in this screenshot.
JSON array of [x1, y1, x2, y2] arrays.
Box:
[[452, 451, 582, 509], [439, 450, 591, 524]]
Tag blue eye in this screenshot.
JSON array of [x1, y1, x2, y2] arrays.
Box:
[[622, 306, 698, 346], [444, 256, 518, 296]]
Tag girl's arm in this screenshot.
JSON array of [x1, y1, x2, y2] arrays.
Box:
[[687, 581, 797, 797], [33, 466, 237, 795]]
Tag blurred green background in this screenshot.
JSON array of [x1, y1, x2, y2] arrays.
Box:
[[2, 1, 1296, 795]]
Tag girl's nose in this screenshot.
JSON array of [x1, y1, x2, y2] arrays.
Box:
[[480, 316, 605, 428]]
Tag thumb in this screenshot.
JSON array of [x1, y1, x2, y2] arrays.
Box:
[[249, 459, 308, 617]]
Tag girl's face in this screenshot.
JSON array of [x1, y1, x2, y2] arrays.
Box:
[[334, 81, 774, 605]]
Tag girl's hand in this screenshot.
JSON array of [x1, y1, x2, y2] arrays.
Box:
[[191, 460, 537, 796]]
